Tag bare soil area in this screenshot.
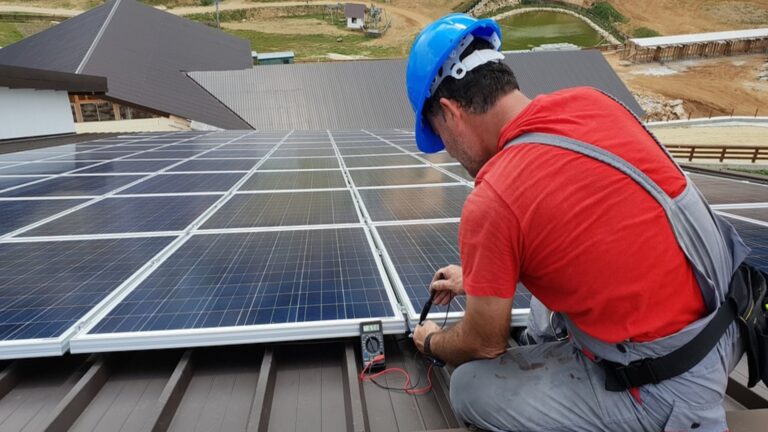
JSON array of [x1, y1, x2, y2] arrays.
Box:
[[606, 52, 768, 118], [609, 0, 768, 35]]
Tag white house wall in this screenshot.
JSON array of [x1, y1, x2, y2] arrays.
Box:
[[0, 87, 75, 140]]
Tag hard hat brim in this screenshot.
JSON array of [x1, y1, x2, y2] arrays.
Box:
[[415, 115, 444, 153]]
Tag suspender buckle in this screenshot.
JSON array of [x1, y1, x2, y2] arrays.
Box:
[[605, 358, 661, 391]]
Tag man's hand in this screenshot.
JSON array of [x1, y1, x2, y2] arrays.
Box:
[[430, 264, 464, 305], [413, 320, 441, 354]]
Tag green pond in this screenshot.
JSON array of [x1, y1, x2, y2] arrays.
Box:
[[497, 11, 604, 51]]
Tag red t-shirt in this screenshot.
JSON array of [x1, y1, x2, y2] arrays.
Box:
[[459, 87, 707, 343]]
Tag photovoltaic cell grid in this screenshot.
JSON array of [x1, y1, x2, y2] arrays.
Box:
[[350, 167, 457, 187], [724, 217, 768, 271], [0, 237, 172, 341], [360, 185, 471, 221], [202, 190, 359, 229], [375, 223, 532, 316], [118, 173, 245, 194], [0, 199, 87, 236], [1, 175, 144, 197], [88, 228, 397, 334], [21, 195, 221, 237], [688, 173, 768, 204]]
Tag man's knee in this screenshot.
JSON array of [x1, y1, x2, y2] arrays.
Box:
[[449, 360, 489, 422]]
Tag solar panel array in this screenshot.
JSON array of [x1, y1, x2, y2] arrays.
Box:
[[2, 129, 768, 359]]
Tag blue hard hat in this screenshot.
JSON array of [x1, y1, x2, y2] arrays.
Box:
[[406, 14, 502, 153]]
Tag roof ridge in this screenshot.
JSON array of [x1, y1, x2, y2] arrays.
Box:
[[75, 0, 122, 74]]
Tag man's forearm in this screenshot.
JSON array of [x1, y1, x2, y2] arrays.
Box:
[[429, 320, 507, 366]]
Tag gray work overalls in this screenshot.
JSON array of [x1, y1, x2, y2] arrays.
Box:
[[449, 131, 750, 432]]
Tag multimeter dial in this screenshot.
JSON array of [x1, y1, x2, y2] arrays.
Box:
[[365, 336, 381, 353]]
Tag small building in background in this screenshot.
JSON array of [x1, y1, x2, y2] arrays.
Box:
[[252, 51, 295, 65], [345, 3, 366, 29], [0, 64, 106, 140]]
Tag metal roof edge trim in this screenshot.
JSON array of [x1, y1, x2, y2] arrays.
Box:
[[69, 317, 407, 354]]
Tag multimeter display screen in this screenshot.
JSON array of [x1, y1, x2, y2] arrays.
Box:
[[363, 323, 380, 332]]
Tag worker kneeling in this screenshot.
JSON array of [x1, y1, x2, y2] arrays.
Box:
[[407, 14, 768, 432]]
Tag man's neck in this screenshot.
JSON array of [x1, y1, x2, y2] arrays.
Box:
[[470, 90, 531, 155]]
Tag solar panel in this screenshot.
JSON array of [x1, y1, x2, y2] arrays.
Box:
[[338, 146, 404, 156], [721, 207, 768, 223], [0, 152, 81, 162], [0, 176, 48, 191], [689, 173, 768, 204], [76, 160, 178, 174], [0, 236, 173, 357], [126, 150, 201, 160], [119, 173, 245, 195], [168, 159, 259, 172], [65, 151, 138, 160], [349, 167, 457, 187], [343, 154, 424, 168], [0, 199, 87, 236], [73, 228, 403, 351], [442, 164, 473, 181], [240, 171, 347, 191], [260, 157, 340, 170], [271, 149, 336, 158], [375, 223, 531, 327], [20, 195, 220, 237], [1, 175, 143, 197], [420, 152, 457, 164], [200, 150, 270, 159], [0, 161, 100, 176], [202, 191, 359, 229], [360, 185, 471, 221], [726, 217, 768, 271]]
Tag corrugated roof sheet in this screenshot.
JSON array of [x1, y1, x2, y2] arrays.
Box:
[[0, 0, 252, 129], [630, 28, 768, 47], [189, 50, 644, 130]]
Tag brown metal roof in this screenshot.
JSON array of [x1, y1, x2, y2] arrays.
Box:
[[0, 64, 107, 93], [0, 336, 763, 432], [189, 50, 644, 130], [0, 0, 252, 129]]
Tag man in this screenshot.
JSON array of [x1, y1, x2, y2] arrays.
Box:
[[407, 14, 749, 432]]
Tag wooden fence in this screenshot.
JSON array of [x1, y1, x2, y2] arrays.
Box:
[[667, 145, 768, 163]]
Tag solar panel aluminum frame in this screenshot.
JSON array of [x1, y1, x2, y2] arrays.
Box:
[[68, 227, 407, 354]]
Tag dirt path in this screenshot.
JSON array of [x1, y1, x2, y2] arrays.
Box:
[[171, 0, 432, 28], [0, 5, 79, 16], [0, 0, 433, 34]]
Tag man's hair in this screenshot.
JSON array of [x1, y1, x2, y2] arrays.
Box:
[[422, 38, 519, 121]]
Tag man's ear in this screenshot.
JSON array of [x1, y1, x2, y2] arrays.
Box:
[[438, 98, 462, 123]]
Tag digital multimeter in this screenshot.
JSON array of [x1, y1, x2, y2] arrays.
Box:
[[360, 320, 385, 370]]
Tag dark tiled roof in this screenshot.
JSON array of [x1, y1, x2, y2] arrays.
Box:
[[0, 64, 107, 93], [0, 0, 252, 129], [190, 50, 644, 130], [345, 3, 367, 19]]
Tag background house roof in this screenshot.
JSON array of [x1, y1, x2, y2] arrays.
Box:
[[0, 64, 107, 93], [0, 0, 252, 129], [189, 50, 645, 130]]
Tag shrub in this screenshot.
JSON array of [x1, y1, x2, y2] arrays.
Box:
[[632, 27, 661, 38], [589, 1, 626, 24]]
